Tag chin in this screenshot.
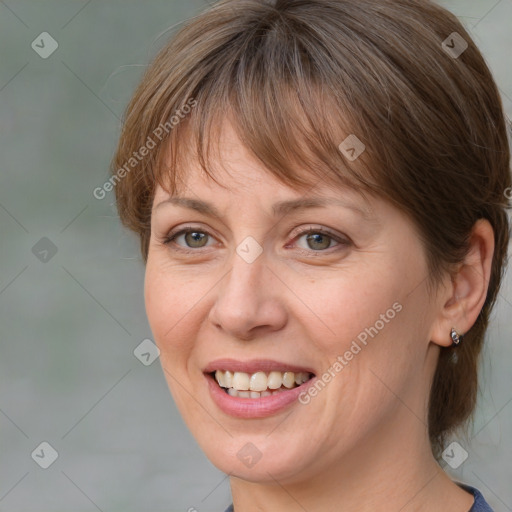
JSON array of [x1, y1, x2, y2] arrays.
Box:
[[198, 433, 317, 484]]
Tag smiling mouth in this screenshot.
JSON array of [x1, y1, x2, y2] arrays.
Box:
[[210, 370, 315, 398]]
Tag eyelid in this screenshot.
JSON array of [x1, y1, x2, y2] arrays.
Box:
[[161, 223, 350, 253], [161, 224, 218, 252], [287, 225, 351, 254], [288, 224, 348, 244]]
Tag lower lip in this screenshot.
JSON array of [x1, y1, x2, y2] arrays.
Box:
[[205, 373, 316, 419]]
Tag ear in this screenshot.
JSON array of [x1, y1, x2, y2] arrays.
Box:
[[430, 219, 495, 348]]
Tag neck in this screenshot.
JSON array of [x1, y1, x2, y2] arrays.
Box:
[[229, 405, 472, 512]]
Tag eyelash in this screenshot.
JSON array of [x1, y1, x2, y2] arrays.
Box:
[[161, 224, 350, 255]]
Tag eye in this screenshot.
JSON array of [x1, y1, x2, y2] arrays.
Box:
[[290, 226, 349, 253], [162, 226, 215, 252], [161, 224, 350, 254]]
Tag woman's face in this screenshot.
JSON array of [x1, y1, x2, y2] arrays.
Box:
[[145, 119, 443, 484]]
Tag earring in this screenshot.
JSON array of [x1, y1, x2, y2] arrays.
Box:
[[450, 327, 463, 345]]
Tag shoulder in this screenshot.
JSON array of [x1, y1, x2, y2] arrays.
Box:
[[223, 484, 494, 512], [456, 482, 495, 512]]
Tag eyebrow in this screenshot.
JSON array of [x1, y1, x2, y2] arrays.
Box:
[[155, 196, 374, 221]]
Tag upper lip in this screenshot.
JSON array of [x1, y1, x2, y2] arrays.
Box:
[[203, 358, 316, 375]]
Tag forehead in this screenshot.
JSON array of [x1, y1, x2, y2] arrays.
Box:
[[157, 116, 370, 206], [154, 162, 376, 226]]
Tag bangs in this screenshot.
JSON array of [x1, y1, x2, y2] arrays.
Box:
[[152, 33, 378, 200]]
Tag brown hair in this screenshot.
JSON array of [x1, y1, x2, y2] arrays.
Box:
[[111, 0, 511, 460]]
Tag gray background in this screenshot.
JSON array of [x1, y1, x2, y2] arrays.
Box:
[[0, 1, 511, 511]]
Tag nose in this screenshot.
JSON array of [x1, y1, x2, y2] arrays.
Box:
[[208, 249, 288, 341]]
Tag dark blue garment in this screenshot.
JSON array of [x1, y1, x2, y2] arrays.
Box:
[[458, 483, 494, 512], [222, 483, 494, 511]]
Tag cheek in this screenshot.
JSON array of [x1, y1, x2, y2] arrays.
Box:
[[295, 266, 403, 353], [144, 262, 201, 356], [294, 260, 427, 418], [144, 262, 206, 416]]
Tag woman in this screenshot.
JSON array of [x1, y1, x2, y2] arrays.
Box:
[[111, 0, 510, 510]]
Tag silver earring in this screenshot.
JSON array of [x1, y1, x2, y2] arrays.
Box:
[[450, 327, 462, 345]]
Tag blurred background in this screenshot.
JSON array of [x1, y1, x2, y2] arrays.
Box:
[[0, 1, 511, 511]]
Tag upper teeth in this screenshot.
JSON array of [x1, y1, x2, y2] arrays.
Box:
[[215, 370, 311, 391]]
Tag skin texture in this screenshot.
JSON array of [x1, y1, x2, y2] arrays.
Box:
[[144, 118, 493, 511]]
